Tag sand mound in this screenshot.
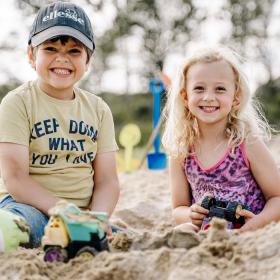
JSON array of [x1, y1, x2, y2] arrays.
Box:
[[1, 167, 280, 279]]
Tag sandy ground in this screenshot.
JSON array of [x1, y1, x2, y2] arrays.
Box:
[[0, 138, 280, 280]]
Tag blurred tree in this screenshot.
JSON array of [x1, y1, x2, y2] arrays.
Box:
[[101, 92, 153, 145], [222, 0, 278, 81], [191, 0, 280, 125], [7, 0, 280, 98], [13, 0, 197, 93], [3, 0, 279, 143], [225, 0, 280, 125], [98, 0, 196, 93], [255, 79, 280, 130], [0, 81, 21, 101]]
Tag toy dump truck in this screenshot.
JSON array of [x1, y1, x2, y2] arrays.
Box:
[[42, 201, 109, 262], [200, 196, 248, 230]]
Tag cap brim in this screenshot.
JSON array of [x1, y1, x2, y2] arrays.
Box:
[[30, 25, 94, 50]]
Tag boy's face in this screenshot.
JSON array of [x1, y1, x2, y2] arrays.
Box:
[[28, 37, 89, 99]]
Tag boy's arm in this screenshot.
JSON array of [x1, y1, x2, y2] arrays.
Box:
[[91, 151, 120, 217], [0, 143, 59, 215], [169, 157, 193, 224], [242, 137, 280, 231]]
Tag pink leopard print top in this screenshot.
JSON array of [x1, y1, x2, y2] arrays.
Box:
[[183, 142, 265, 214]]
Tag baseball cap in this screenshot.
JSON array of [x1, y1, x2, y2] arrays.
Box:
[[28, 2, 95, 51]]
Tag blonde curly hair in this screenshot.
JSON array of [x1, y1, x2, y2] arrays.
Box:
[[162, 46, 270, 160]]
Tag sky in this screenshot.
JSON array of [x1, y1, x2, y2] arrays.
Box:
[[0, 0, 280, 94]]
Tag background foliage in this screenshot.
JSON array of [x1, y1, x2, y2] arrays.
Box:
[[0, 0, 279, 146]]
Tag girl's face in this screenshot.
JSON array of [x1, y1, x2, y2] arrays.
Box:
[[185, 60, 238, 128]]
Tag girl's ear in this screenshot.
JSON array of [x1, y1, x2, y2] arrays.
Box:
[[27, 46, 36, 69], [180, 88, 188, 107], [233, 91, 241, 107]]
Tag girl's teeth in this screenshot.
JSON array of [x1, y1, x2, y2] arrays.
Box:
[[202, 106, 217, 112], [53, 69, 70, 75]]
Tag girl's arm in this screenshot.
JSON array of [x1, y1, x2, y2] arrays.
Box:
[[0, 143, 59, 215], [170, 157, 211, 228], [242, 136, 280, 231], [90, 151, 120, 217], [169, 157, 194, 224]]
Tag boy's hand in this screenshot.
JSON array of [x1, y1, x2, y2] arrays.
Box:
[[189, 203, 209, 227], [106, 225, 113, 236]]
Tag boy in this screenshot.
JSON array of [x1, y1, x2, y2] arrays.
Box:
[[0, 1, 120, 248]]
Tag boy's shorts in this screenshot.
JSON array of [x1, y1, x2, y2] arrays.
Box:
[[0, 195, 48, 248]]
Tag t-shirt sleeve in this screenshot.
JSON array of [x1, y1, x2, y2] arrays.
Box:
[[97, 100, 118, 153], [0, 93, 30, 146]]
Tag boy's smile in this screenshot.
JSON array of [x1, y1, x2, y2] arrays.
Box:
[[28, 37, 89, 100], [51, 68, 72, 75]]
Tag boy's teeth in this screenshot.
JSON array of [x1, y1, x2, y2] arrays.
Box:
[[53, 69, 70, 75]]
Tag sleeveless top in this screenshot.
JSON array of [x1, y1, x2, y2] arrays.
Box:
[[183, 143, 265, 214]]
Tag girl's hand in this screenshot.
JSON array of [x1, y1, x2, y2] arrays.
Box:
[[238, 209, 259, 232], [174, 222, 200, 232], [189, 203, 209, 228]]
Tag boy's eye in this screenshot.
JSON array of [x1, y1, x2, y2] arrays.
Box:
[[69, 48, 82, 54], [43, 47, 57, 52]]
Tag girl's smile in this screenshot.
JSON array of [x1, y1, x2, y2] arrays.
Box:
[[199, 105, 220, 113], [186, 60, 237, 127]]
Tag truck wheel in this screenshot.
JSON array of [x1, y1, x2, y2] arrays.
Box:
[[201, 196, 216, 210], [100, 238, 110, 251], [76, 246, 99, 258], [44, 246, 68, 262]]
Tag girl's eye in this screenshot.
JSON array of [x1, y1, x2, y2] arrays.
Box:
[[216, 86, 226, 92], [69, 48, 82, 54], [193, 86, 204, 92]]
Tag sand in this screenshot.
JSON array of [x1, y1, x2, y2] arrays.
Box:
[[0, 138, 280, 280]]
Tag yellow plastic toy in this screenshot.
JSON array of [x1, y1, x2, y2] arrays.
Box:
[[0, 209, 30, 252], [118, 123, 141, 173]]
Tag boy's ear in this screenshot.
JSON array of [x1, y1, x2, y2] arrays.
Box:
[[85, 56, 93, 72], [27, 46, 36, 69], [85, 62, 90, 72]]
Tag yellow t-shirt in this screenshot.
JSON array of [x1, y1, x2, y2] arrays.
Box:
[[0, 81, 118, 208]]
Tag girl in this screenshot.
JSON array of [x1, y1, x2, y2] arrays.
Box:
[[162, 46, 280, 232]]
